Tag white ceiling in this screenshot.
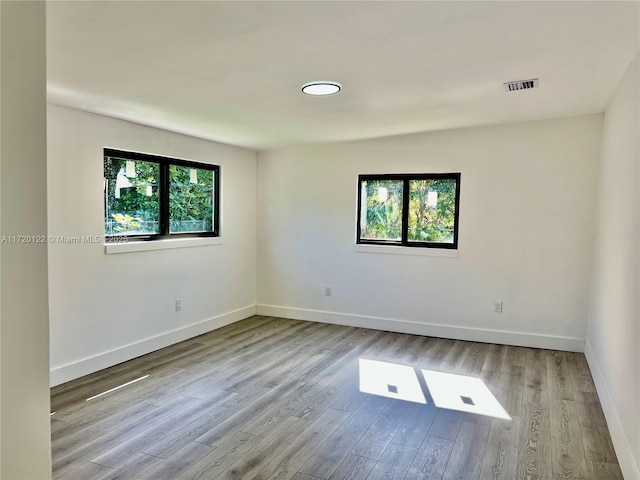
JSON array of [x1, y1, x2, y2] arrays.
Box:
[[47, 1, 639, 151]]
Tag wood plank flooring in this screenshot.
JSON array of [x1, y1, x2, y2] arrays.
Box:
[[51, 315, 622, 480]]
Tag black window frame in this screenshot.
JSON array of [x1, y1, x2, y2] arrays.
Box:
[[356, 172, 461, 249], [104, 148, 220, 241]]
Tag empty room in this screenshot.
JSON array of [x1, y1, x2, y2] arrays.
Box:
[[0, 1, 638, 479]]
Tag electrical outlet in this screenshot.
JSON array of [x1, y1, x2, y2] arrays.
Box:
[[324, 286, 332, 297], [175, 299, 182, 312], [494, 301, 503, 313]]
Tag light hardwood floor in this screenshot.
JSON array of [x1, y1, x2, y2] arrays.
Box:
[[51, 315, 622, 480]]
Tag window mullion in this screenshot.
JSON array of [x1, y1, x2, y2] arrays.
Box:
[[159, 162, 170, 236], [401, 177, 410, 245]]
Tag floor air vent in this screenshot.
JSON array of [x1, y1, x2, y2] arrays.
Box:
[[504, 78, 539, 92]]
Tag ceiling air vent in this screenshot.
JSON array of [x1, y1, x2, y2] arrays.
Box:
[[504, 78, 539, 92]]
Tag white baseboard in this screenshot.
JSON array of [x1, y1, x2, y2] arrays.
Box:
[[50, 305, 256, 387], [256, 304, 584, 352], [584, 339, 640, 480]]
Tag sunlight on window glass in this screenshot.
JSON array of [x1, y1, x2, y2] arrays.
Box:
[[421, 369, 511, 420], [125, 160, 137, 178], [358, 359, 427, 404]]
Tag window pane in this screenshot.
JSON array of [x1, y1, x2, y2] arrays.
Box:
[[408, 178, 457, 243], [104, 156, 160, 235], [360, 179, 403, 241], [169, 165, 214, 233]]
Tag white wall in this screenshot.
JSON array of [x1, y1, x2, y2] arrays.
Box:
[[1, 1, 52, 478], [257, 114, 602, 351], [585, 53, 639, 479], [48, 105, 257, 386]]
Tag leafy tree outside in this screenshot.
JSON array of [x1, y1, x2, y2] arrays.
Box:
[[360, 177, 457, 244], [104, 156, 214, 235], [408, 179, 456, 243], [361, 179, 403, 240], [104, 157, 159, 235], [169, 165, 214, 233]]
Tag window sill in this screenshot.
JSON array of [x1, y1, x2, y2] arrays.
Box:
[[105, 236, 222, 254], [354, 244, 458, 257]]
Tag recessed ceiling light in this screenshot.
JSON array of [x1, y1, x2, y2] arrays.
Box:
[[301, 82, 341, 96]]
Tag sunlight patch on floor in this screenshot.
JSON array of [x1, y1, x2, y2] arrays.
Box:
[[421, 369, 511, 420], [358, 358, 427, 404], [358, 358, 511, 420]]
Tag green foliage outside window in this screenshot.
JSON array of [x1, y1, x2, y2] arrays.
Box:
[[104, 157, 159, 235], [358, 174, 460, 248], [104, 151, 217, 237], [169, 165, 214, 233], [361, 179, 403, 240], [408, 179, 456, 243]]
